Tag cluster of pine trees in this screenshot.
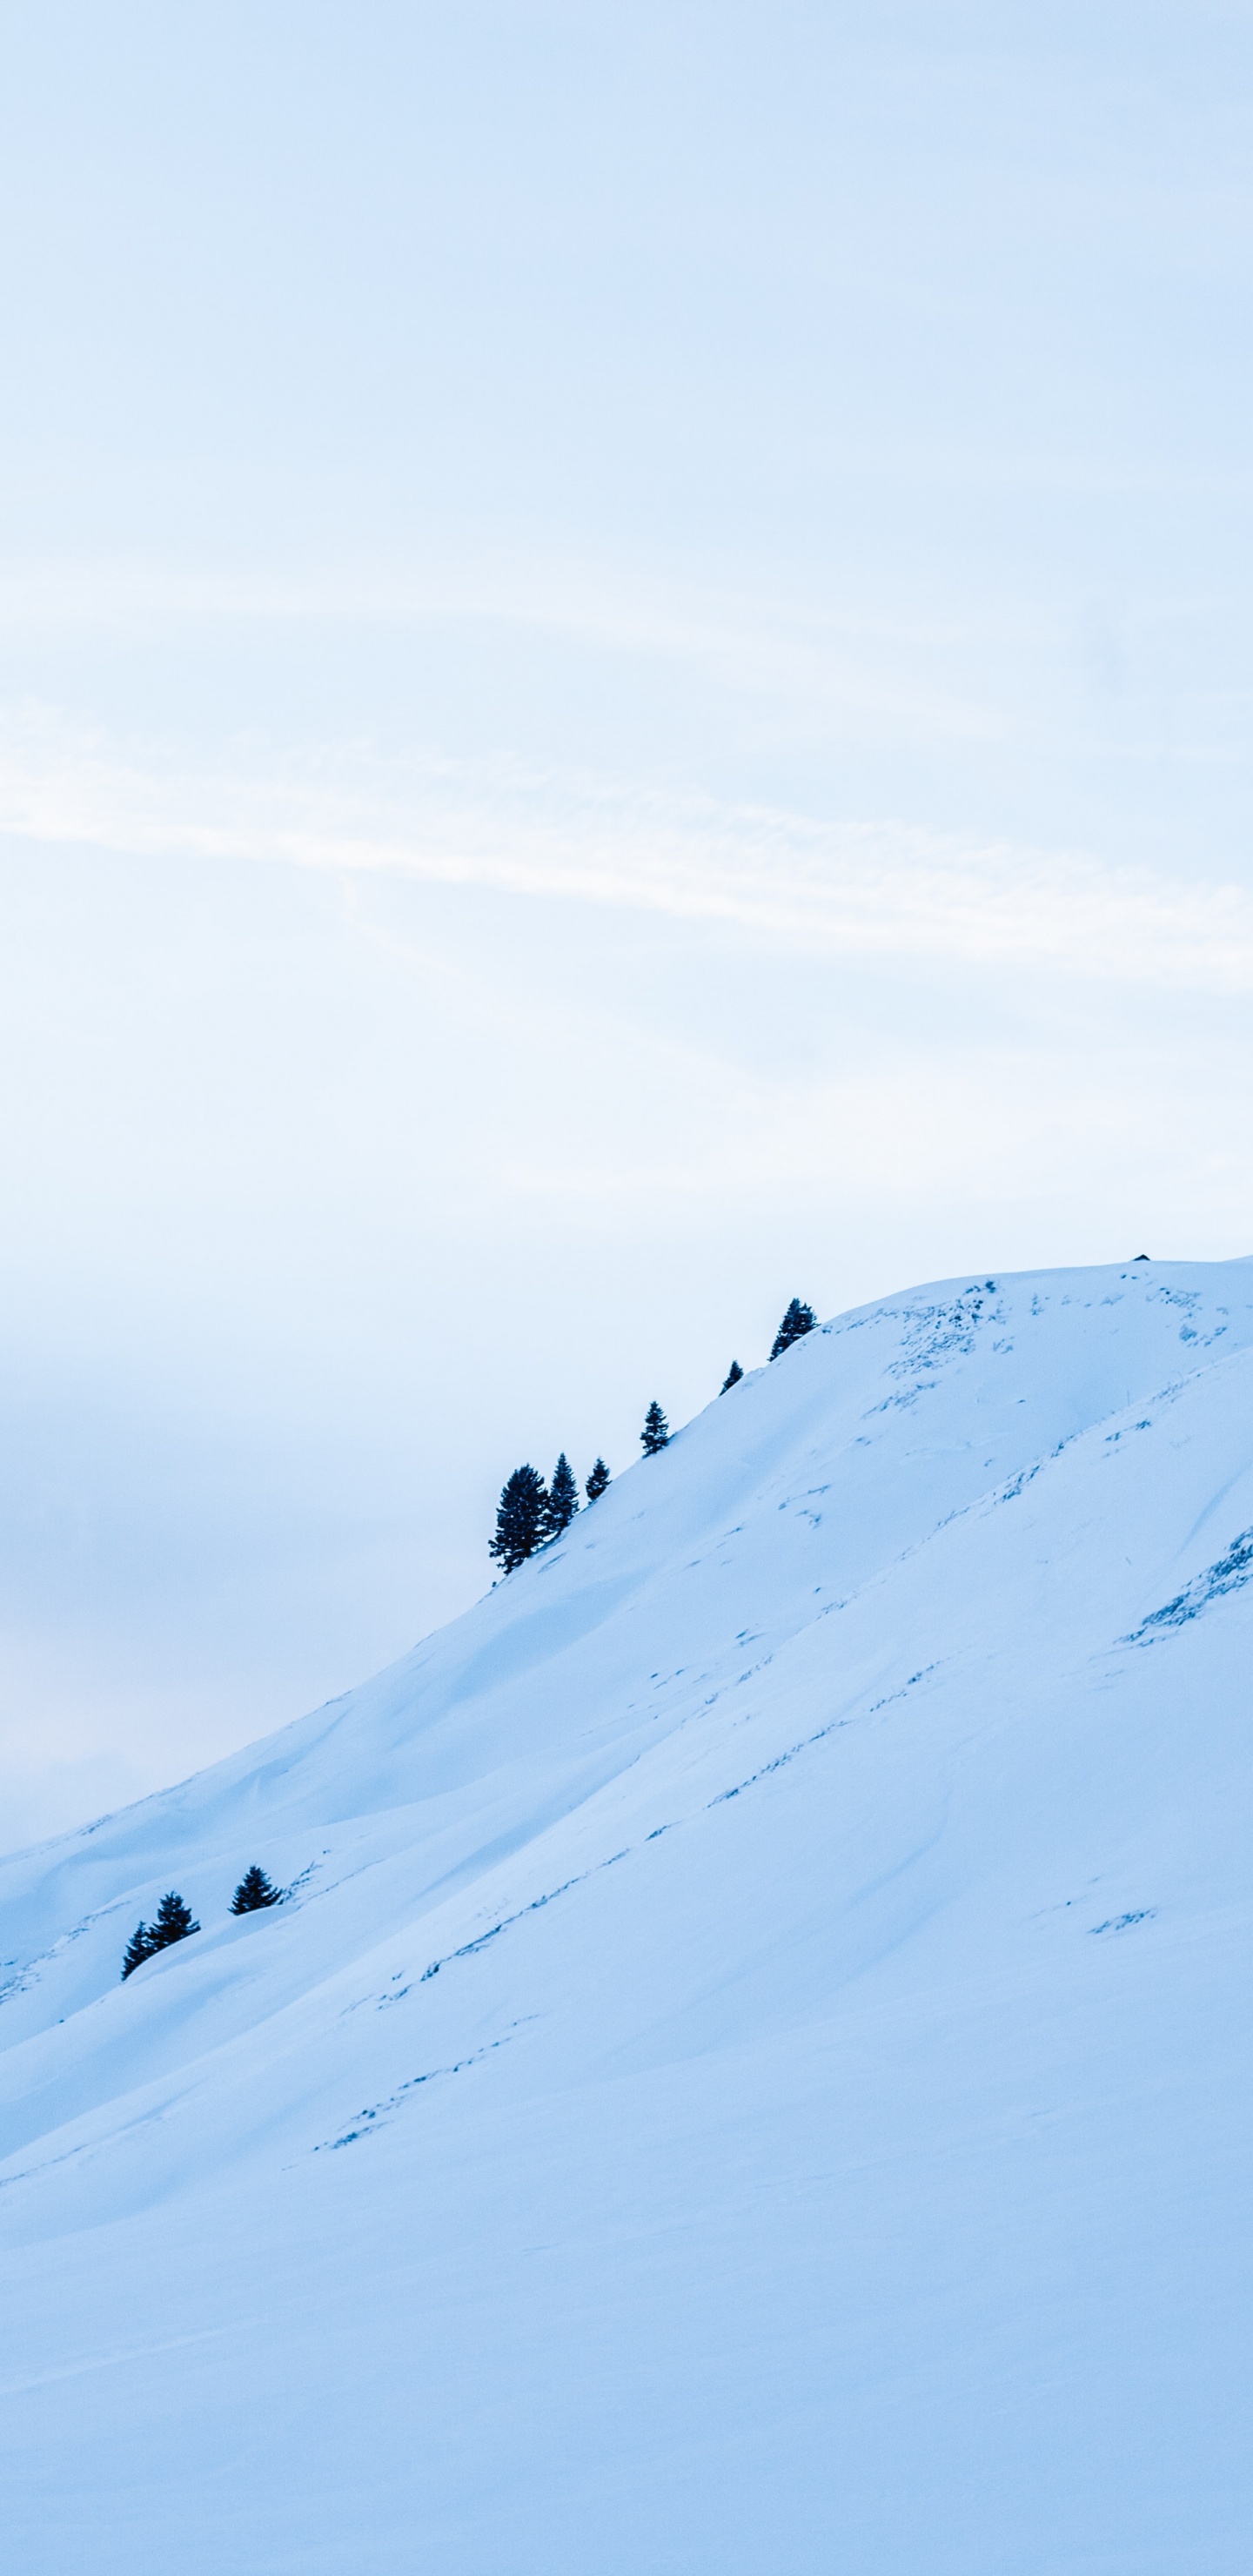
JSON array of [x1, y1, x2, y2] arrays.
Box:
[[120, 1301, 824, 1979], [489, 1450, 606, 1575], [121, 1864, 281, 1981], [490, 1297, 817, 1573]]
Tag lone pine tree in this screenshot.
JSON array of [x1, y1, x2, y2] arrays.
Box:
[[231, 1864, 280, 1915], [641, 1400, 669, 1455], [720, 1360, 744, 1392], [544, 1453, 580, 1540], [489, 1464, 549, 1573], [585, 1457, 611, 1502], [770, 1298, 816, 1361]]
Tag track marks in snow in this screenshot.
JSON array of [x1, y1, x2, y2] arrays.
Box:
[[0, 1902, 131, 2011], [709, 1666, 941, 1811], [318, 2032, 519, 2150], [367, 1657, 944, 2033], [1126, 1527, 1253, 1640], [419, 1872, 589, 1981], [391, 1848, 635, 2008]]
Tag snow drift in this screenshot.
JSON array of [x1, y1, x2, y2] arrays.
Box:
[[2, 1260, 1252, 2573]]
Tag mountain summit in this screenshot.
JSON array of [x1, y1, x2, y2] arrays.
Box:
[[3, 1260, 1252, 2573]]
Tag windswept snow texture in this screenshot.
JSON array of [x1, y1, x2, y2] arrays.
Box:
[[3, 1260, 1253, 2574]]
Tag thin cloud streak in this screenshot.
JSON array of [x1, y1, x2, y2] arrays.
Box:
[[2, 703, 1250, 995]]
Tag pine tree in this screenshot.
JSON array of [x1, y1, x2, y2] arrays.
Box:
[[148, 1890, 200, 1953], [544, 1453, 580, 1540], [489, 1465, 549, 1572], [769, 1298, 816, 1361], [585, 1457, 611, 1502], [640, 1400, 669, 1455], [720, 1360, 743, 1392], [231, 1864, 281, 1915], [121, 1922, 155, 1981]]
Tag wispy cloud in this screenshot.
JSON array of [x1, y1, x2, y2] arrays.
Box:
[[3, 699, 1251, 995]]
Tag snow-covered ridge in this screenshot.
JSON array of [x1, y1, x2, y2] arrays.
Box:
[[3, 1258, 1252, 2573]]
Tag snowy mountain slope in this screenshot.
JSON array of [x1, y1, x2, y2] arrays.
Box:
[[2, 1260, 1252, 2573]]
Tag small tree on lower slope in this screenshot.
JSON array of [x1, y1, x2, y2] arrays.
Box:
[[150, 1891, 199, 1951], [121, 1922, 155, 1980], [124, 1891, 198, 1981], [231, 1865, 280, 1915]]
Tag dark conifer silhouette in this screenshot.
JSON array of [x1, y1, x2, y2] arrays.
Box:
[[489, 1465, 549, 1572], [121, 1922, 155, 1980], [720, 1360, 744, 1392], [231, 1865, 281, 1915], [640, 1401, 669, 1455], [544, 1453, 580, 1540], [585, 1457, 611, 1502], [149, 1891, 200, 1952], [769, 1298, 816, 1361]]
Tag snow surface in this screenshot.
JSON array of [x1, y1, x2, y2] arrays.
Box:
[[3, 1259, 1252, 2573]]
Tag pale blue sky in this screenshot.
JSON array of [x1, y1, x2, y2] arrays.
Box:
[[3, 1, 1252, 1842]]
